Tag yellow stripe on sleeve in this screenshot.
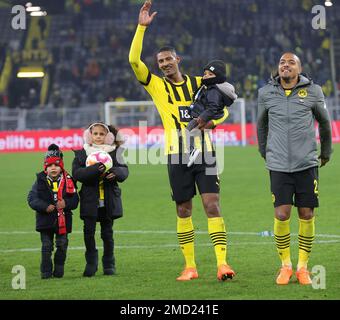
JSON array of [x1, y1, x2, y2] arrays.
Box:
[[212, 107, 229, 126]]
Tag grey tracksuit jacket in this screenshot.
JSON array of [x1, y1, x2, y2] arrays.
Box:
[[257, 75, 332, 173]]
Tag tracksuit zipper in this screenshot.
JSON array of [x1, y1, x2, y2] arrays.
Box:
[[287, 93, 291, 172]]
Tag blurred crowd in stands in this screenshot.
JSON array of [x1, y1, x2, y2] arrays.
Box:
[[1, 0, 340, 109]]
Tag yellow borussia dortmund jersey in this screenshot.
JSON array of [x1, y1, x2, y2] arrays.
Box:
[[129, 24, 228, 155], [144, 72, 212, 154]]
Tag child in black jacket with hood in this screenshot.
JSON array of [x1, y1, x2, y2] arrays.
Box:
[[186, 60, 238, 166], [72, 122, 129, 277], [28, 144, 79, 279]]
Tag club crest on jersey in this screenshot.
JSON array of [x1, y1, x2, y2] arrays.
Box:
[[298, 89, 307, 98]]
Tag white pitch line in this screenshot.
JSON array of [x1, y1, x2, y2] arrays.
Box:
[[0, 230, 258, 235], [1, 230, 340, 238], [1, 240, 339, 254]]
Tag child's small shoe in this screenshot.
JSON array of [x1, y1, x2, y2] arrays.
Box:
[[103, 267, 116, 276]]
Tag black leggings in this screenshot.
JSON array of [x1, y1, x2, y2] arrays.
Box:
[[83, 208, 114, 258]]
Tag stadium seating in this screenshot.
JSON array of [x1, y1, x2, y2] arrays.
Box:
[[0, 0, 339, 111]]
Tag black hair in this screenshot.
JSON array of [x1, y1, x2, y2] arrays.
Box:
[[157, 46, 177, 55]]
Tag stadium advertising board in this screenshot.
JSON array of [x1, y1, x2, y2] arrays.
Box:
[[0, 121, 339, 153]]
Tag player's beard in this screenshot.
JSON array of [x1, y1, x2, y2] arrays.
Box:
[[281, 75, 292, 83], [281, 74, 298, 84]]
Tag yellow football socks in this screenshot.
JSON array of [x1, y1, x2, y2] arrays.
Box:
[[208, 217, 227, 267], [297, 217, 315, 270], [177, 217, 196, 268], [274, 218, 292, 266]]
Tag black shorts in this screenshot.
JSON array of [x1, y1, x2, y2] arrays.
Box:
[[167, 154, 220, 203], [270, 167, 319, 208]]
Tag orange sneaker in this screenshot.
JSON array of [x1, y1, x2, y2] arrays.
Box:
[[296, 267, 312, 285], [176, 267, 199, 281], [217, 264, 235, 281], [276, 265, 293, 285]]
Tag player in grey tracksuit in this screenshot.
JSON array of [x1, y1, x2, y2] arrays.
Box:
[[257, 74, 332, 172], [257, 52, 332, 285]]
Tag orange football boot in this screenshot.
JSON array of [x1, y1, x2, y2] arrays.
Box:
[[296, 267, 312, 285], [276, 265, 293, 285], [217, 264, 235, 281], [176, 267, 199, 281]]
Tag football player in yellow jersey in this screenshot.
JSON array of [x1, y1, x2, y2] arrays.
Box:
[[129, 0, 235, 281]]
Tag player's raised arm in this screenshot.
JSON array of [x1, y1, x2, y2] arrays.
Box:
[[128, 1, 157, 84]]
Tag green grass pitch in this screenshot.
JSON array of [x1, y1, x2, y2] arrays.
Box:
[[0, 145, 339, 299]]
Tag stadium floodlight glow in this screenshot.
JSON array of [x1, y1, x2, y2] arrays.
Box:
[[17, 71, 45, 78], [30, 11, 47, 17], [26, 6, 41, 12], [325, 0, 333, 6]]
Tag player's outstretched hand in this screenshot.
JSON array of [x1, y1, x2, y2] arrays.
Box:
[[139, 0, 157, 26]]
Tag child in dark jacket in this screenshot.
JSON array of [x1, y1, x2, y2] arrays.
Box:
[[28, 144, 79, 279], [72, 122, 129, 277], [186, 60, 238, 166]]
